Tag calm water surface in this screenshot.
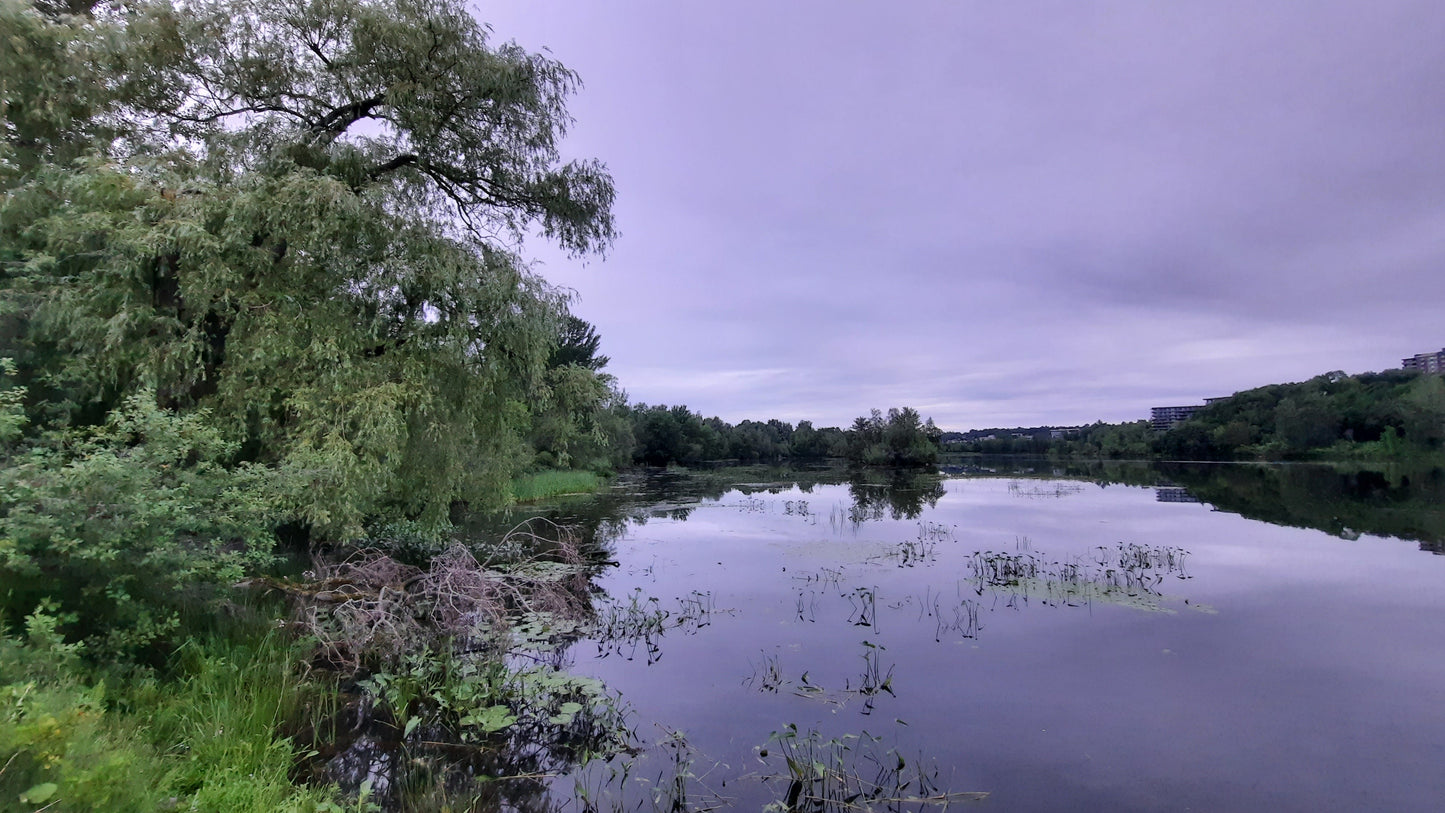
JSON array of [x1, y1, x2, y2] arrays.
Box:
[[490, 463, 1445, 811]]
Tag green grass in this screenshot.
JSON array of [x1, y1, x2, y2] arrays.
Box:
[[1, 613, 346, 812], [511, 469, 604, 503], [140, 635, 342, 812]]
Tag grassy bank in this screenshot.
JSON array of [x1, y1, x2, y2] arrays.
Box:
[[511, 469, 605, 503], [0, 613, 345, 812]]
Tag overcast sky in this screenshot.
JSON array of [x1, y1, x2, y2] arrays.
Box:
[[480, 1, 1445, 430]]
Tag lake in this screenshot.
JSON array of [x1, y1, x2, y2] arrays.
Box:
[[445, 461, 1445, 810]]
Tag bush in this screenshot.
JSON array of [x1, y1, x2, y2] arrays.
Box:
[[0, 608, 171, 812], [0, 393, 290, 660]]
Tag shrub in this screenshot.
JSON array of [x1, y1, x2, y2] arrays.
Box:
[[0, 393, 290, 660]]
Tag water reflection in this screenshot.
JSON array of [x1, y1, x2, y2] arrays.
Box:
[[1154, 486, 1201, 503], [1167, 463, 1445, 551], [410, 460, 1445, 811], [590, 589, 720, 664], [468, 466, 951, 559], [1011, 458, 1445, 551], [845, 469, 947, 521]]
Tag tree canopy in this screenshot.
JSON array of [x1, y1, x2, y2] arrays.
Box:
[[2, 0, 616, 534]]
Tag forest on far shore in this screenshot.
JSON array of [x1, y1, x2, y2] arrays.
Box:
[[950, 369, 1445, 461]]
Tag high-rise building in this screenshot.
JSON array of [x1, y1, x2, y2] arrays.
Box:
[[1402, 348, 1445, 374], [1151, 405, 1201, 431]]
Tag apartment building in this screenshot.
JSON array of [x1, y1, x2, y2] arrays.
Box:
[[1402, 348, 1445, 374]]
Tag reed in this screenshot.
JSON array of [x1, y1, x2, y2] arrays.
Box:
[[512, 470, 604, 503]]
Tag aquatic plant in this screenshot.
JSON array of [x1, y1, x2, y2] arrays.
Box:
[[846, 587, 878, 629], [846, 641, 896, 716], [962, 543, 1192, 615], [591, 589, 723, 664], [746, 642, 896, 715], [747, 650, 790, 693], [868, 538, 938, 568], [572, 727, 730, 812], [513, 470, 606, 504], [758, 724, 987, 811]]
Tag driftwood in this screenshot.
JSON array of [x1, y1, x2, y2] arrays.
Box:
[[238, 519, 594, 672], [236, 574, 427, 603]]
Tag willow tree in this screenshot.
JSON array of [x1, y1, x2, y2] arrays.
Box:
[[1, 0, 615, 534]]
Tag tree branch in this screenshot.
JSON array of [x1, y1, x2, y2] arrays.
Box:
[[366, 152, 419, 181], [310, 94, 387, 143]]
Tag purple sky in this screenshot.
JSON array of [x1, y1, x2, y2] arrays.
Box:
[[480, 1, 1445, 431]]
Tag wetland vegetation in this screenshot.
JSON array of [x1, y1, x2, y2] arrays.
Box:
[[455, 461, 1445, 811]]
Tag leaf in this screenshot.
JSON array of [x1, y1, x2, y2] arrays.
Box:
[[463, 704, 517, 733], [403, 716, 420, 738], [21, 783, 59, 804]]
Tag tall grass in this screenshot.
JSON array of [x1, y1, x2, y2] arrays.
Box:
[[511, 469, 603, 503], [1, 615, 343, 812], [141, 634, 340, 812]]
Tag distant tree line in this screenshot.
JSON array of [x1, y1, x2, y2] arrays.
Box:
[[1148, 369, 1445, 460], [615, 404, 941, 468], [514, 315, 946, 472], [950, 370, 1445, 461]]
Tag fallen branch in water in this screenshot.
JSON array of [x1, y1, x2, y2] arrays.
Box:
[[239, 519, 595, 673]]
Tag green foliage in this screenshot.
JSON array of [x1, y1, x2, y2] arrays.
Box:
[[0, 611, 163, 811], [364, 651, 613, 739], [1041, 370, 1445, 462], [0, 392, 287, 659], [529, 362, 620, 471], [845, 407, 940, 467], [511, 469, 602, 503], [1401, 374, 1445, 447], [0, 613, 340, 812], [0, 0, 112, 181], [1164, 370, 1445, 460], [628, 403, 728, 465], [0, 1, 636, 806], [624, 404, 855, 467], [548, 315, 610, 372], [575, 400, 638, 474], [2, 0, 617, 535], [141, 635, 341, 812], [623, 403, 945, 468], [0, 359, 25, 444], [0, 677, 171, 812]]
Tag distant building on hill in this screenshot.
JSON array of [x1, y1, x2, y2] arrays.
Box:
[[1151, 398, 1227, 432], [1151, 405, 1201, 431], [1402, 348, 1445, 374]]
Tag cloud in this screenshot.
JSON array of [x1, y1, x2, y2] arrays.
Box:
[[484, 0, 1445, 429]]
